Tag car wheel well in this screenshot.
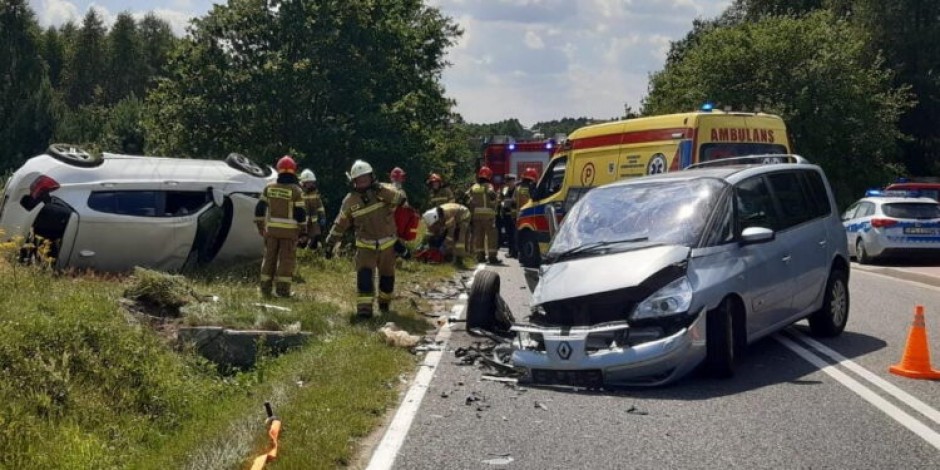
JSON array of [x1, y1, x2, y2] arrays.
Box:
[[723, 294, 747, 352], [831, 256, 849, 279]]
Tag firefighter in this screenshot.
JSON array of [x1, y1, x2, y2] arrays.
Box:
[[299, 169, 326, 250], [426, 173, 455, 211], [255, 156, 307, 297], [422, 202, 471, 263], [389, 167, 414, 260], [498, 173, 518, 257], [466, 166, 500, 264], [517, 167, 539, 208], [325, 160, 405, 318]]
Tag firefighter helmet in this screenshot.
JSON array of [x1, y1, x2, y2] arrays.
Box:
[[422, 208, 440, 227], [276, 155, 297, 174], [426, 173, 442, 185], [522, 167, 539, 182], [390, 167, 406, 183], [477, 166, 493, 181], [347, 160, 374, 180], [299, 169, 316, 183]]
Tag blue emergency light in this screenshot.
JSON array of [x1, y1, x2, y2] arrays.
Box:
[[508, 143, 516, 151], [701, 102, 714, 112], [866, 188, 920, 198], [545, 142, 553, 150]]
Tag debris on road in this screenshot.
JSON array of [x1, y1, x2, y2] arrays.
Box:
[[626, 405, 649, 416], [534, 401, 549, 411], [482, 455, 515, 465], [253, 303, 292, 312], [481, 375, 518, 384], [379, 322, 422, 348]]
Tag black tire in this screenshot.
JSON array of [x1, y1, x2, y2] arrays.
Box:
[[47, 143, 103, 168], [467, 270, 501, 331], [518, 230, 541, 268], [705, 299, 735, 379], [808, 268, 849, 337], [856, 239, 872, 265], [225, 152, 272, 178]]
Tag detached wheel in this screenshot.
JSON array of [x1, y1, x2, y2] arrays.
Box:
[[856, 240, 872, 265], [47, 143, 102, 168], [518, 230, 541, 268], [467, 270, 502, 331], [225, 152, 272, 178], [808, 269, 849, 337], [706, 298, 735, 379]]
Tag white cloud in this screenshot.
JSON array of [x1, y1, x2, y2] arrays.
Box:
[[524, 30, 544, 49], [31, 0, 80, 26]]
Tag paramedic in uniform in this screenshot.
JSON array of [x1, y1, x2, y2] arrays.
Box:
[[299, 169, 326, 250], [255, 156, 307, 297], [466, 166, 500, 264], [325, 160, 405, 318], [422, 202, 471, 263]]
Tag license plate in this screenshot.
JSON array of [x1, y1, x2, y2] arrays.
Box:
[[531, 369, 604, 388], [903, 227, 939, 235]]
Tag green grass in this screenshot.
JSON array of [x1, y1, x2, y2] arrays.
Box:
[[0, 250, 455, 469]]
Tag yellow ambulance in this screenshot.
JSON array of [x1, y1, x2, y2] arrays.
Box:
[[516, 109, 792, 267]]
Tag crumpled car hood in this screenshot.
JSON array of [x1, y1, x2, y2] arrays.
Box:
[[532, 245, 690, 305]]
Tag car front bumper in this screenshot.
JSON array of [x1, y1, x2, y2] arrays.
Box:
[[511, 310, 707, 387]]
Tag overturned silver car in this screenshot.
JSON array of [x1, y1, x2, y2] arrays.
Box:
[[468, 157, 851, 387]]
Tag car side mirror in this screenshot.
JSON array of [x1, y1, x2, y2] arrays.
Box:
[[545, 203, 559, 238], [740, 226, 775, 244], [209, 187, 224, 207]]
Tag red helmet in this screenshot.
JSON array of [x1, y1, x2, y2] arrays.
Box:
[[426, 173, 442, 184], [390, 167, 406, 183], [522, 167, 539, 182], [276, 155, 297, 174], [477, 166, 493, 181]]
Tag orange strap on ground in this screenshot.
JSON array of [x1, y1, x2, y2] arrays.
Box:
[[250, 402, 282, 470]]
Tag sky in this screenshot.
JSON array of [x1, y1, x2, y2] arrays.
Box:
[[29, 0, 732, 126]]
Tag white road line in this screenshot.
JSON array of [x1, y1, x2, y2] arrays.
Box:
[[789, 330, 940, 426], [776, 334, 940, 451], [366, 264, 485, 470]]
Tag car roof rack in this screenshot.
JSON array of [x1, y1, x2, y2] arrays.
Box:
[[684, 154, 809, 170]]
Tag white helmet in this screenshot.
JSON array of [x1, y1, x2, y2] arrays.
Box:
[[299, 169, 316, 183], [347, 160, 374, 180], [422, 208, 440, 227]]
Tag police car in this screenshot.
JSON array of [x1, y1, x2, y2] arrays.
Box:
[[843, 190, 940, 264]]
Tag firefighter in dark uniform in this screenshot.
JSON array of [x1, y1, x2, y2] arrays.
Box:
[[299, 169, 326, 250], [255, 156, 307, 297], [466, 166, 500, 264], [325, 160, 405, 318], [422, 202, 471, 262], [426, 173, 455, 211], [498, 173, 518, 257]]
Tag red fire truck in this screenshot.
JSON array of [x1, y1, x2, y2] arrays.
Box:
[[479, 136, 560, 188]]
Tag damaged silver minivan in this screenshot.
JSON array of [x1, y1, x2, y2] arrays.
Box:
[[469, 156, 850, 387]]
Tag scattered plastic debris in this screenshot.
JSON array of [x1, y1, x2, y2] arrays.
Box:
[[253, 303, 292, 312], [379, 322, 422, 348], [534, 401, 549, 411], [626, 405, 649, 416], [482, 456, 515, 465]]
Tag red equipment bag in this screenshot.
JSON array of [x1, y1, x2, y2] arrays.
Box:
[[394, 206, 420, 241]]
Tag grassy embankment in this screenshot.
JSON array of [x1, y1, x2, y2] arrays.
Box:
[[0, 244, 457, 469]]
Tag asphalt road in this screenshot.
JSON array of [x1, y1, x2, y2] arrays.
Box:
[[387, 254, 940, 469]]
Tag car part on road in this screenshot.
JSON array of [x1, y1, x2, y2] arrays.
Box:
[[466, 270, 515, 334]]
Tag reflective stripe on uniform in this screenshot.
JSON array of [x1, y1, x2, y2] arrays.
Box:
[[378, 292, 393, 302], [268, 217, 298, 225], [261, 274, 273, 281], [352, 202, 386, 219], [275, 276, 292, 283], [356, 236, 397, 250], [357, 295, 373, 304]]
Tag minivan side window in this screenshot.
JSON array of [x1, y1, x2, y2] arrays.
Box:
[[536, 157, 567, 200], [799, 170, 833, 218], [767, 171, 815, 230], [88, 191, 210, 217], [735, 176, 782, 232]]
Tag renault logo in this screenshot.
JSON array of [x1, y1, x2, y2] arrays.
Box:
[[557, 341, 572, 360]]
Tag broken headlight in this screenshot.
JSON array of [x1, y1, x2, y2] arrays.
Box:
[[631, 276, 692, 320]]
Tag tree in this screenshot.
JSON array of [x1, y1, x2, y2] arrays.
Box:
[[0, 0, 57, 169], [644, 12, 913, 206], [138, 13, 177, 87], [63, 10, 107, 107], [105, 12, 145, 103], [145, 0, 462, 208], [39, 27, 65, 88]]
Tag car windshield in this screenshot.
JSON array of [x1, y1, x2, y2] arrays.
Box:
[[547, 178, 727, 256], [883, 202, 940, 219]]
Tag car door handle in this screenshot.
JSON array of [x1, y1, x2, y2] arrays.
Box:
[[782, 255, 792, 263]]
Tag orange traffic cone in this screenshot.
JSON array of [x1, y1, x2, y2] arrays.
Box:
[[889, 305, 940, 380]]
